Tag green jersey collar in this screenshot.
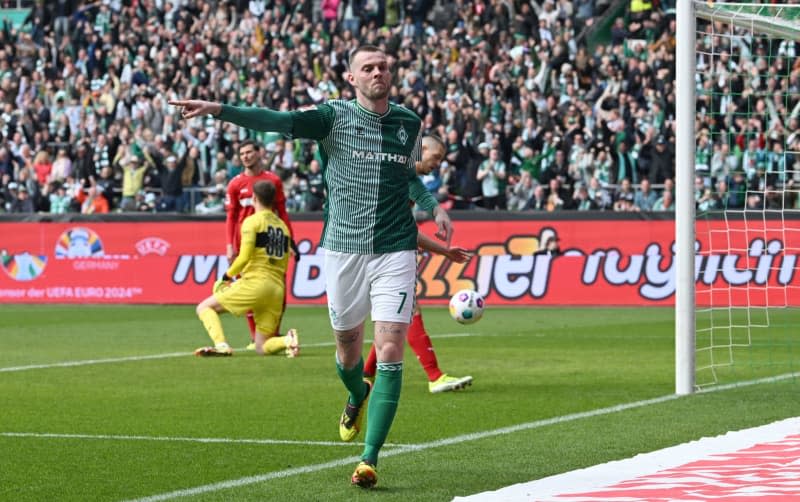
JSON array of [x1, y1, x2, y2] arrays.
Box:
[[353, 99, 391, 118]]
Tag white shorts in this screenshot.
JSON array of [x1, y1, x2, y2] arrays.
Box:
[[323, 249, 417, 331]]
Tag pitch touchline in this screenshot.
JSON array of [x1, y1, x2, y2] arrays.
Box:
[[0, 334, 475, 373], [0, 432, 410, 448], [124, 371, 798, 502]]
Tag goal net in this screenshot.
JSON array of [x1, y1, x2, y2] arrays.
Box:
[[690, 1, 800, 389]]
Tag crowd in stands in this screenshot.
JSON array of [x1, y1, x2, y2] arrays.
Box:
[[0, 0, 797, 215]]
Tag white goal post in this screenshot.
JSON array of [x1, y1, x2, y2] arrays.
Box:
[[675, 0, 696, 395], [677, 0, 800, 394]]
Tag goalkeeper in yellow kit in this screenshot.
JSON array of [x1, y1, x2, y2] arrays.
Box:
[[194, 180, 300, 358]]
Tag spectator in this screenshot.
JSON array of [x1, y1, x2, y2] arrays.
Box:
[[633, 178, 657, 211], [226, 154, 242, 181], [507, 170, 537, 211], [96, 166, 119, 209], [0, 177, 14, 212], [525, 184, 548, 211], [10, 185, 35, 213], [764, 187, 784, 210], [649, 136, 673, 183], [477, 147, 507, 210], [180, 147, 202, 212], [0, 0, 748, 218], [613, 141, 638, 184], [662, 178, 675, 197], [269, 139, 295, 175], [156, 155, 186, 212], [653, 188, 675, 211], [306, 159, 325, 212], [697, 186, 720, 212], [93, 134, 112, 174], [547, 177, 573, 211], [32, 150, 52, 187], [50, 149, 73, 182], [72, 142, 96, 187], [138, 192, 157, 213], [285, 171, 309, 212], [573, 183, 597, 211], [48, 182, 73, 214], [726, 170, 748, 209], [322, 0, 340, 34], [0, 148, 20, 179], [118, 154, 151, 212], [212, 169, 228, 189], [709, 142, 737, 184], [614, 178, 637, 211], [195, 185, 225, 215], [76, 185, 110, 214], [695, 131, 712, 183], [3, 182, 18, 212], [588, 176, 613, 210], [17, 167, 40, 205], [693, 175, 707, 206]]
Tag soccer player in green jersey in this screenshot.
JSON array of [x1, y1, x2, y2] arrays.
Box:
[[170, 45, 453, 489]]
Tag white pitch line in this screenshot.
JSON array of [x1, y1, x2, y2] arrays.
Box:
[[126, 371, 798, 502], [0, 352, 190, 372], [129, 455, 365, 502], [0, 432, 410, 448], [0, 334, 476, 373]]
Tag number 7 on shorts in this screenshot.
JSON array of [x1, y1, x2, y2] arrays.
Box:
[[396, 291, 407, 314]]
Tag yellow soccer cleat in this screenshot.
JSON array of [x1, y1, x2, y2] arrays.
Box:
[[350, 461, 377, 489], [338, 379, 372, 442], [428, 374, 473, 393], [245, 342, 256, 351], [284, 329, 300, 358], [194, 345, 233, 357]]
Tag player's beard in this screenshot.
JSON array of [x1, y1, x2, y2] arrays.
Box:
[[361, 80, 389, 100]]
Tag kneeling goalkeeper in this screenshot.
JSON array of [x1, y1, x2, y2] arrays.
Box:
[[194, 180, 299, 358]]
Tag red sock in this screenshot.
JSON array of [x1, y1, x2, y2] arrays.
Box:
[[364, 344, 377, 378], [407, 312, 442, 382], [246, 311, 256, 342]]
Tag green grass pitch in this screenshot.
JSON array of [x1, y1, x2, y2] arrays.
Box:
[[1, 305, 798, 501]]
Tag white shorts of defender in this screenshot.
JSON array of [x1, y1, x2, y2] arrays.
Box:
[[323, 249, 416, 331]]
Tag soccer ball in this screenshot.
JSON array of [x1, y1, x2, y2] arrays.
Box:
[[449, 289, 485, 325]]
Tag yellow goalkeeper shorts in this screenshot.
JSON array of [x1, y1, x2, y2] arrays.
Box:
[[215, 275, 283, 335]]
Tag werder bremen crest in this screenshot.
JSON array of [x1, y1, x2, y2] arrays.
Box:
[[397, 123, 408, 145]]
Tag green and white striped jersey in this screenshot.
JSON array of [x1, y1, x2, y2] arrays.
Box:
[[289, 100, 436, 254], [217, 100, 438, 254]]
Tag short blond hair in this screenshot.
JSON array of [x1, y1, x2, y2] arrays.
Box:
[[33, 150, 51, 165], [422, 135, 445, 151]]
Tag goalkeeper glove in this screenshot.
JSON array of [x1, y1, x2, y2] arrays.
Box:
[[213, 273, 231, 294], [290, 239, 300, 263]]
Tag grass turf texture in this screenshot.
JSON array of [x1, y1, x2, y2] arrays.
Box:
[[1, 305, 798, 501]]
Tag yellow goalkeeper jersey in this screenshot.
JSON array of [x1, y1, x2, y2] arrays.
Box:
[[226, 209, 291, 284]]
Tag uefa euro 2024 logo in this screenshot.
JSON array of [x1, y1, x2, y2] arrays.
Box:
[[0, 249, 47, 281], [55, 227, 105, 259], [1, 227, 106, 282]]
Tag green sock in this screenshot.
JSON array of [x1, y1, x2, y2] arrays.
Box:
[[336, 356, 367, 406], [362, 361, 403, 466]]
